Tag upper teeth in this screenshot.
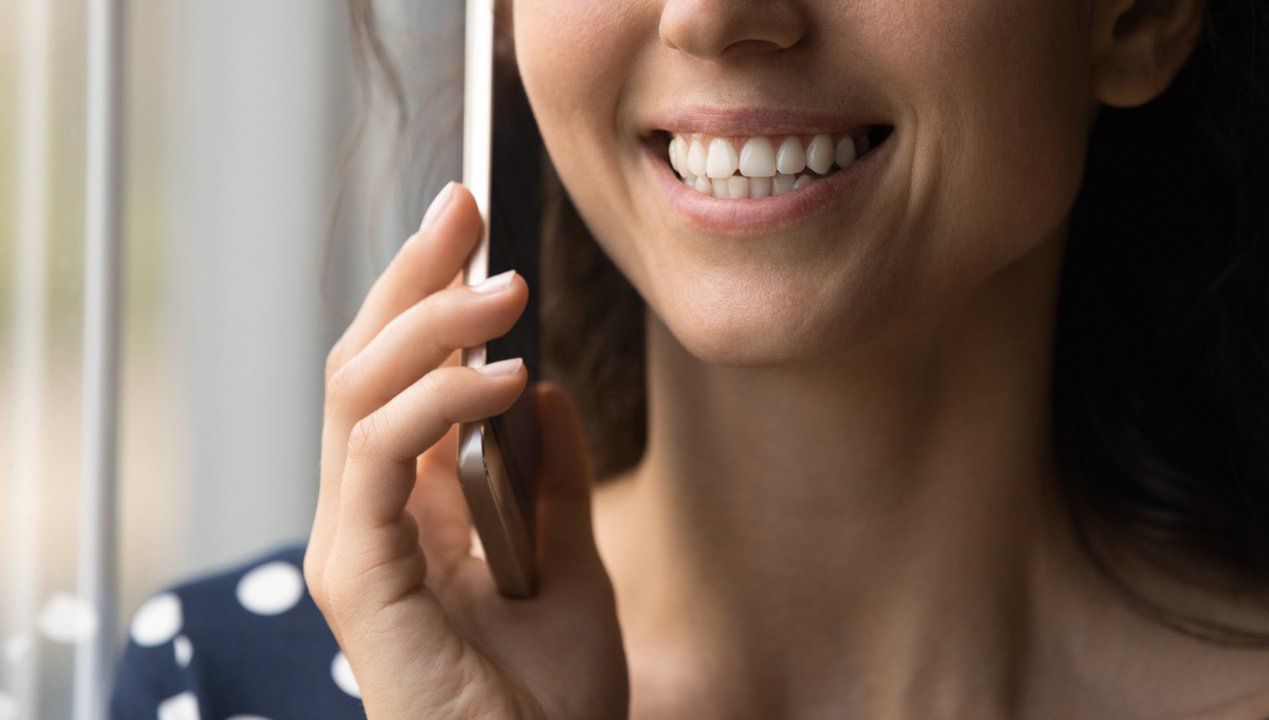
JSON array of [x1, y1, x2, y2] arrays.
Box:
[[668, 131, 872, 198], [706, 138, 739, 179]]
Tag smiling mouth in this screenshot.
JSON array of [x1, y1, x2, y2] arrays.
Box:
[[646, 124, 894, 199]]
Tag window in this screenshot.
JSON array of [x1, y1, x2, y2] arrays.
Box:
[[0, 1, 457, 717]]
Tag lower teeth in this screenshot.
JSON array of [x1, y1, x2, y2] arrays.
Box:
[[679, 170, 831, 199]]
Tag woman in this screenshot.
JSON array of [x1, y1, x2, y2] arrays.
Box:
[[112, 0, 1269, 718]]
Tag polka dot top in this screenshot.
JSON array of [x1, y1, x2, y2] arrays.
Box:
[[110, 542, 365, 719]]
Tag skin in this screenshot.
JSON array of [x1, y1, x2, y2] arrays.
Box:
[[306, 0, 1269, 718], [520, 0, 1269, 716]]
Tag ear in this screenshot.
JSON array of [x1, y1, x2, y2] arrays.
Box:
[[1089, 0, 1205, 108]]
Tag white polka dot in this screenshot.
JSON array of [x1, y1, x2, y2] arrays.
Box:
[[330, 651, 361, 698], [157, 691, 199, 720], [0, 692, 16, 720], [37, 592, 99, 644], [4, 633, 32, 663], [130, 592, 182, 646], [174, 634, 193, 667], [236, 561, 304, 616]]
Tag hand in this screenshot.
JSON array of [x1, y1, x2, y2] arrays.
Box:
[[304, 182, 629, 720]]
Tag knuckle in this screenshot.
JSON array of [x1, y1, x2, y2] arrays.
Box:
[[320, 548, 360, 618], [418, 295, 455, 359], [418, 287, 445, 315], [417, 369, 464, 423], [415, 366, 447, 402], [323, 573, 355, 619], [346, 414, 380, 459], [402, 293, 451, 362], [325, 355, 359, 405], [411, 368, 446, 408], [325, 339, 348, 380], [303, 557, 326, 607], [328, 546, 426, 621]]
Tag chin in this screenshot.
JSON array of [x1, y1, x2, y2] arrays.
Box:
[[652, 282, 860, 369]]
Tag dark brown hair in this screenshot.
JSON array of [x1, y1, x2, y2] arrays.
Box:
[[330, 0, 1269, 645]]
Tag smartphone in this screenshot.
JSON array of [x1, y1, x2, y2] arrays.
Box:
[[457, 0, 543, 598]]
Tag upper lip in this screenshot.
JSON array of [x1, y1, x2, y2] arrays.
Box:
[[638, 103, 888, 138]]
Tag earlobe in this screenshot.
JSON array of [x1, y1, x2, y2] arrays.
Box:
[[1089, 0, 1205, 108]]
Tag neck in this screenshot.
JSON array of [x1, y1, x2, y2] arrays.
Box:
[[598, 228, 1078, 717]]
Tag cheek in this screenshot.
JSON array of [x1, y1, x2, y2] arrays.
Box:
[[514, 0, 648, 259], [514, 1, 639, 156], [876, 0, 1092, 303], [515, 2, 620, 110]]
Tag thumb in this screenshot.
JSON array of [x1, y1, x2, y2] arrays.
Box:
[[533, 380, 605, 581]]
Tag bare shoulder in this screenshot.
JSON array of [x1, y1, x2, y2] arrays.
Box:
[[1137, 602, 1269, 719], [1071, 530, 1269, 719]]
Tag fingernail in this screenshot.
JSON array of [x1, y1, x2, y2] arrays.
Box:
[[419, 181, 456, 232], [477, 357, 523, 376], [471, 269, 516, 294]]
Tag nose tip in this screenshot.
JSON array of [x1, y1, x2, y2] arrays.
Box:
[[659, 0, 806, 60]]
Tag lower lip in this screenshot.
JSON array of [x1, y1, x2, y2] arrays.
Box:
[[643, 131, 895, 236]]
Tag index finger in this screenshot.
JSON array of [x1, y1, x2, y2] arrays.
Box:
[[327, 182, 483, 375]]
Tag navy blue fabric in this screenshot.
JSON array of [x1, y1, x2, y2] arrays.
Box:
[[110, 541, 366, 719]]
